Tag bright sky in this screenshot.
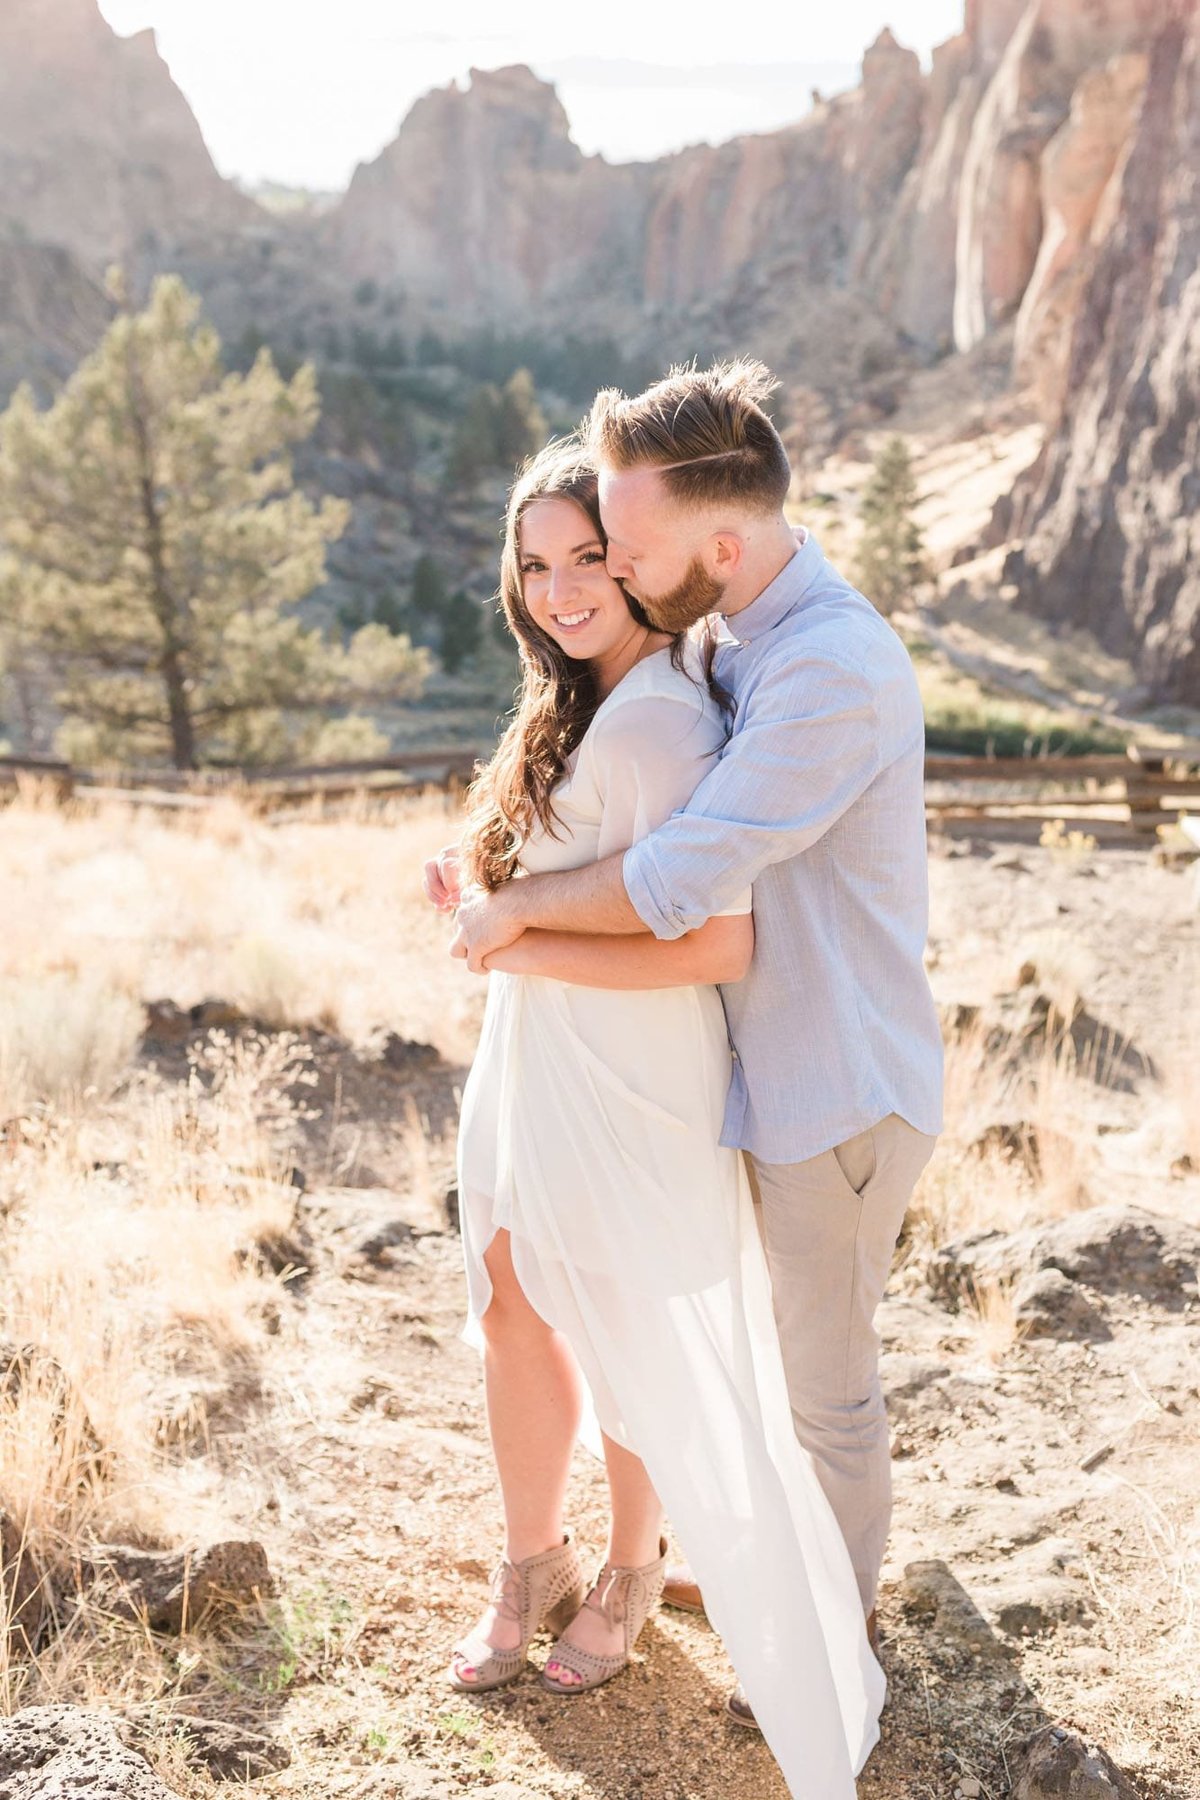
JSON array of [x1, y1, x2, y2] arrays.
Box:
[[95, 0, 964, 192]]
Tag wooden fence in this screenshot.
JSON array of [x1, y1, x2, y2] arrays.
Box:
[[922, 750, 1200, 843], [3, 747, 1200, 845]]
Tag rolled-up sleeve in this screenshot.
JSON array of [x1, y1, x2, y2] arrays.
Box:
[[623, 650, 883, 940]]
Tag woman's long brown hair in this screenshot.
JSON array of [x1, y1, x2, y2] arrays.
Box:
[[461, 436, 733, 892]]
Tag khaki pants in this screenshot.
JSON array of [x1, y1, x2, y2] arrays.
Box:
[[748, 1114, 937, 1613]]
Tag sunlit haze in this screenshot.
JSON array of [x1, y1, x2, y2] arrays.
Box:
[[96, 0, 964, 191]]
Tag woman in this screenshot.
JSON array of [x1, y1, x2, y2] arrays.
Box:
[[442, 438, 883, 1796]]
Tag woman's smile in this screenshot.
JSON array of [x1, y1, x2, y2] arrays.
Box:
[[551, 606, 598, 633]]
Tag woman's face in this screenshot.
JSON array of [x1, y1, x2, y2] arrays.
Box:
[[517, 496, 637, 660]]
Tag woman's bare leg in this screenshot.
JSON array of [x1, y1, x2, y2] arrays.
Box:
[[453, 1229, 584, 1682], [545, 1431, 664, 1686]]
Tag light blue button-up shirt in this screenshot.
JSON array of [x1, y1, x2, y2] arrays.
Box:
[[622, 531, 944, 1166]]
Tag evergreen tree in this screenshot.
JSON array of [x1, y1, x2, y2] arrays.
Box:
[[417, 328, 447, 367], [410, 553, 449, 623], [444, 384, 503, 488], [853, 435, 931, 616], [0, 272, 428, 769], [494, 368, 547, 466], [439, 589, 482, 674], [444, 370, 546, 488]]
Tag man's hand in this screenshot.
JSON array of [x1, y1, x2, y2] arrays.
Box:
[[423, 843, 462, 912], [449, 883, 527, 974]]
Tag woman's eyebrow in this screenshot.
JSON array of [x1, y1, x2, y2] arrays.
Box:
[[520, 538, 603, 560]]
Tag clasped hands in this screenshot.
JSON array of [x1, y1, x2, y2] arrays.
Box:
[[422, 845, 525, 974]]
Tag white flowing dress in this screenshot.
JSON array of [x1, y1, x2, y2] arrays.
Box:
[[456, 645, 885, 1796]]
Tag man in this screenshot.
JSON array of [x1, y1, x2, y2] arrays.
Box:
[[428, 358, 943, 1724]]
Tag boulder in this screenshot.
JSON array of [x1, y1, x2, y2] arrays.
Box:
[[930, 1205, 1200, 1310], [1011, 1724, 1141, 1798], [75, 1540, 273, 1634], [0, 1704, 181, 1798], [1011, 1266, 1111, 1341]]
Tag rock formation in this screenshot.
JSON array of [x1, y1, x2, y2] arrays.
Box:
[[1005, 3, 1200, 704], [0, 0, 1196, 695], [0, 0, 255, 276], [0, 1705, 184, 1798]]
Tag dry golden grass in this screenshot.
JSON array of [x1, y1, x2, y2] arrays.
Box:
[[0, 789, 475, 1728], [1, 785, 1194, 1798], [0, 790, 481, 1065], [0, 1024, 313, 1714], [959, 1272, 1029, 1364]]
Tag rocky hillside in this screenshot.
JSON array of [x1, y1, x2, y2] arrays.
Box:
[[0, 0, 255, 273], [327, 2, 1170, 378], [1004, 3, 1200, 706], [0, 0, 1195, 702]]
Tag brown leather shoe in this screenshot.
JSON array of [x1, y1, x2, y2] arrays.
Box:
[[724, 1610, 882, 1731], [662, 1562, 706, 1616]]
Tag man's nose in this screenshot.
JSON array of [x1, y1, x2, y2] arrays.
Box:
[[606, 545, 632, 581]]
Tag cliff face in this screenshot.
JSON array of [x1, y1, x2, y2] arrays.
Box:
[[0, 0, 255, 273], [328, 39, 928, 364], [1005, 5, 1200, 705], [327, 4, 1163, 383], [1, 0, 1195, 697]]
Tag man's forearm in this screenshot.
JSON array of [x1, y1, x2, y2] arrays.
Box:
[[511, 852, 645, 935]]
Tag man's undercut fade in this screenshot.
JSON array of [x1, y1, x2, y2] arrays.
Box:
[[585, 357, 791, 514]]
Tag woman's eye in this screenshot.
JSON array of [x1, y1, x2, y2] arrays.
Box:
[[580, 552, 605, 565], [520, 561, 545, 576]]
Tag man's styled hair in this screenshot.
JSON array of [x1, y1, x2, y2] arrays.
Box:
[[585, 357, 791, 514]]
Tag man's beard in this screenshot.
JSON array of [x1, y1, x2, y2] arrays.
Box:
[[627, 555, 727, 635]]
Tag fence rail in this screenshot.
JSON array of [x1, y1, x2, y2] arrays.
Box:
[[4, 747, 1200, 842]]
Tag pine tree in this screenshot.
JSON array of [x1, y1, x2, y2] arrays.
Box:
[[0, 272, 429, 768], [853, 435, 931, 617], [444, 383, 503, 487], [444, 370, 546, 488], [439, 590, 482, 675], [410, 554, 449, 623], [494, 368, 547, 466]]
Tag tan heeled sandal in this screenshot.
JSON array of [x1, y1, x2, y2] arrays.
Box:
[[541, 1536, 667, 1695], [448, 1533, 586, 1693]]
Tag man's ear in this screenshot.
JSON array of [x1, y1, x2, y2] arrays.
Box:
[[710, 532, 745, 576]]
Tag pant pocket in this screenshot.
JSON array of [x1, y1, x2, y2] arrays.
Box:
[[832, 1125, 879, 1198]]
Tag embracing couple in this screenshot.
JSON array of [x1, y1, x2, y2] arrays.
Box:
[[422, 359, 944, 1796]]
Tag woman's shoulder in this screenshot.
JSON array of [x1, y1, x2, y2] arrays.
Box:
[[601, 640, 712, 716], [587, 642, 725, 759]]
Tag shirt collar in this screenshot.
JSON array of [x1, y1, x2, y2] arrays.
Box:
[[714, 526, 825, 647]]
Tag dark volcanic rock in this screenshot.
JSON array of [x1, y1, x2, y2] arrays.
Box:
[[930, 1204, 1200, 1311], [0, 1704, 181, 1798], [75, 1539, 273, 1633], [1011, 1266, 1111, 1342], [1011, 1724, 1141, 1799]]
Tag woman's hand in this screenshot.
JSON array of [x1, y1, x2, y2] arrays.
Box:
[[423, 843, 463, 912]]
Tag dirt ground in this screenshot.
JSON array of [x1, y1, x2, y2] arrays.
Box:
[[135, 827, 1199, 1800]]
